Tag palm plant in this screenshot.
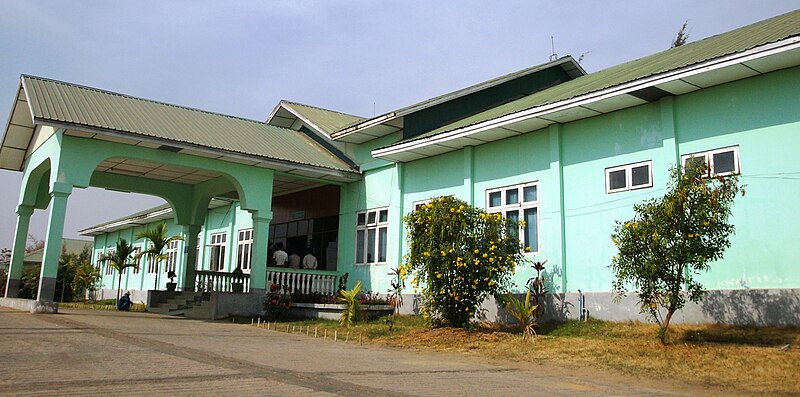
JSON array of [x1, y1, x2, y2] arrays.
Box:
[[72, 261, 101, 302], [339, 280, 362, 328], [135, 223, 182, 290], [505, 288, 539, 341], [99, 239, 138, 300]]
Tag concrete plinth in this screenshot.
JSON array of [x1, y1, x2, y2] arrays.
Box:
[[0, 297, 59, 313]]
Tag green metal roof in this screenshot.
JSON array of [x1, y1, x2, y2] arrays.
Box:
[[23, 238, 92, 264], [388, 10, 800, 145], [280, 100, 365, 135], [20, 76, 358, 173]]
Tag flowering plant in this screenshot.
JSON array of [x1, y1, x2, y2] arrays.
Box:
[[403, 196, 525, 327]]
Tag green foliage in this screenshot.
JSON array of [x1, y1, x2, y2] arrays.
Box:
[[100, 239, 138, 301], [610, 163, 744, 343], [72, 261, 101, 302], [404, 196, 525, 328], [339, 280, 362, 328], [56, 245, 92, 302], [135, 223, 183, 289], [386, 266, 405, 331], [18, 267, 39, 299], [503, 260, 549, 340]]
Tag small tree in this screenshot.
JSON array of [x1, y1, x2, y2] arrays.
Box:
[[610, 163, 743, 343], [72, 261, 101, 302], [404, 196, 525, 328], [135, 223, 182, 290], [100, 239, 139, 301]]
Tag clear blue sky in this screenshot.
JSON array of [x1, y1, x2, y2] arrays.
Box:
[[0, 0, 797, 247]]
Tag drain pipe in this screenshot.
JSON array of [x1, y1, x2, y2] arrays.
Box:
[[578, 289, 589, 321]]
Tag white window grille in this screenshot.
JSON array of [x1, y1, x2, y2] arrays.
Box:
[[237, 229, 253, 272], [486, 182, 539, 253], [355, 208, 389, 264], [605, 160, 653, 193]]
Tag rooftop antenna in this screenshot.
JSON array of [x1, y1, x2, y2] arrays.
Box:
[[549, 36, 558, 61]]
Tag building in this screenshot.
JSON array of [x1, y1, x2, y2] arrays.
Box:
[[2, 11, 799, 323]]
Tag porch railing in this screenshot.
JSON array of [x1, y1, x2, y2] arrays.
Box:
[[193, 268, 340, 295], [267, 267, 340, 295], [195, 270, 250, 293]]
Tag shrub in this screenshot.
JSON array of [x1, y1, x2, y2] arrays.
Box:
[[610, 163, 744, 343], [404, 196, 525, 328], [339, 280, 362, 327]]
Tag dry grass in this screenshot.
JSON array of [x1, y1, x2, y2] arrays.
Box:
[[377, 319, 800, 396], [263, 316, 800, 396]]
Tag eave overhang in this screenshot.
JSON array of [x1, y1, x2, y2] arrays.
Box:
[[372, 37, 800, 163], [331, 57, 587, 143]]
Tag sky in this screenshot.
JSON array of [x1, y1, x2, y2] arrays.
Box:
[[0, 0, 797, 248]]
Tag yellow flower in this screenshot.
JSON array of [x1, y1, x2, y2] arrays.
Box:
[[474, 249, 480, 254], [482, 253, 488, 258], [450, 208, 455, 213], [436, 273, 442, 278]]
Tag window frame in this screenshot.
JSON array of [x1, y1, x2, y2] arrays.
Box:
[[485, 181, 540, 254], [237, 228, 253, 273], [209, 232, 227, 272], [131, 245, 141, 274], [605, 160, 653, 194], [355, 207, 389, 265], [681, 146, 740, 178], [165, 240, 179, 273], [104, 249, 115, 276]]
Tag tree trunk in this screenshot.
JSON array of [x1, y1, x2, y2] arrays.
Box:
[[154, 260, 159, 291], [117, 271, 122, 301], [660, 308, 675, 344]]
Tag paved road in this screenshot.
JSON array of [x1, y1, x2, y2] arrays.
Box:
[[0, 307, 734, 396]]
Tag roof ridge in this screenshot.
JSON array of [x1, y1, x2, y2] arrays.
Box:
[[280, 100, 365, 119], [21, 74, 299, 131]]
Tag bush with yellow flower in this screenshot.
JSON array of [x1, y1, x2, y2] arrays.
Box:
[[403, 196, 525, 327]]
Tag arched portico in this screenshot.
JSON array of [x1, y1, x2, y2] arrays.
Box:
[[0, 75, 361, 309]]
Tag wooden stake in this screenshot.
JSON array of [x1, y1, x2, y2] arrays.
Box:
[[315, 327, 318, 338], [324, 329, 327, 340], [346, 331, 350, 342], [306, 326, 309, 336], [292, 325, 295, 333], [251, 318, 254, 326], [360, 333, 363, 345], [257, 318, 261, 328], [334, 330, 338, 341]]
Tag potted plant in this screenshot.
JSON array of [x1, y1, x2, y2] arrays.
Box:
[[231, 266, 244, 293], [165, 270, 178, 292]]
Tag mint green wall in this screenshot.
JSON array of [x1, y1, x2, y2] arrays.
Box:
[[337, 164, 401, 292], [674, 66, 800, 290]]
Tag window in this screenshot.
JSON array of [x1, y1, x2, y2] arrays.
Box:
[[166, 240, 179, 273], [486, 182, 539, 253], [413, 199, 431, 211], [210, 232, 226, 271], [132, 246, 141, 274], [681, 146, 740, 177], [237, 229, 253, 272], [605, 161, 653, 193], [104, 249, 115, 275], [356, 208, 389, 264], [196, 233, 202, 270], [146, 244, 158, 274]]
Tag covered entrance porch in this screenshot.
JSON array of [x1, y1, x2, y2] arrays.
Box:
[[0, 75, 360, 312]]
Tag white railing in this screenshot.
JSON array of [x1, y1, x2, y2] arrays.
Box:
[[267, 268, 340, 295], [195, 270, 250, 293]]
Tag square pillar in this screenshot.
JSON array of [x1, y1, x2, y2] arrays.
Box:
[[249, 212, 272, 294], [180, 224, 201, 292], [37, 184, 71, 302], [4, 205, 34, 298]]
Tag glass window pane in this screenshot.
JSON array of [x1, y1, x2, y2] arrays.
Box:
[[712, 151, 736, 174], [357, 213, 366, 226], [489, 191, 501, 207], [524, 208, 539, 252], [631, 165, 650, 186], [506, 210, 519, 238], [367, 229, 376, 263], [608, 169, 627, 190], [378, 227, 387, 262], [368, 211, 376, 224], [505, 188, 519, 205], [684, 156, 706, 173], [356, 230, 365, 264], [379, 209, 388, 223], [523, 185, 537, 202]]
